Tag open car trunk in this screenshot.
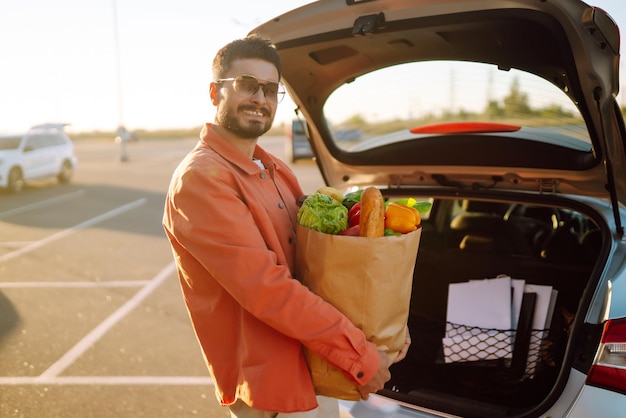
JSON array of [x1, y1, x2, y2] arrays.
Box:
[[249, 0, 624, 414], [381, 194, 604, 417]]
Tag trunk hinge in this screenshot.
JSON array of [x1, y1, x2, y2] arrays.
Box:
[[538, 179, 558, 194], [388, 175, 403, 189]]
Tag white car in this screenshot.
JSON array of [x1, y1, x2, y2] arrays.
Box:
[[0, 123, 77, 192], [253, 0, 626, 417]]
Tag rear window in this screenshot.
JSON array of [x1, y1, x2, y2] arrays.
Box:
[[323, 61, 590, 151], [0, 136, 21, 150], [22, 133, 69, 150]]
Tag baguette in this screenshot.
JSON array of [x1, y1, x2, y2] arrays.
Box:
[[359, 187, 385, 237]]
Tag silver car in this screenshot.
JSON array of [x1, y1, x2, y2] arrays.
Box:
[[253, 0, 626, 416]]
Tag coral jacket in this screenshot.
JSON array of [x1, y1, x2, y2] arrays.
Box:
[[162, 124, 379, 412]]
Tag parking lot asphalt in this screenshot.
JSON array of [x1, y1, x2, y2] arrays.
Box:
[[0, 136, 324, 417]]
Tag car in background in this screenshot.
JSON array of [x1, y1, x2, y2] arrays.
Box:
[[285, 118, 314, 162], [0, 123, 77, 193], [333, 128, 362, 142], [253, 0, 626, 416]]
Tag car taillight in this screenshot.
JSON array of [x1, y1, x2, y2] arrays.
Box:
[[586, 317, 626, 394]]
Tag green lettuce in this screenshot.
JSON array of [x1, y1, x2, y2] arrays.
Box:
[[297, 193, 348, 234], [341, 189, 364, 210]]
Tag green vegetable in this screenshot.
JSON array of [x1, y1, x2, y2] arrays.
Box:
[[384, 228, 402, 236], [341, 190, 364, 210], [392, 197, 432, 214], [412, 201, 433, 214], [297, 193, 348, 234]]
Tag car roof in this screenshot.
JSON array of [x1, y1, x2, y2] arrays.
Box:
[[30, 123, 70, 130]]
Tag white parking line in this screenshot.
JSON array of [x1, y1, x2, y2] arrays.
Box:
[[0, 197, 206, 389], [36, 261, 176, 381], [0, 190, 86, 219], [0, 198, 146, 264]]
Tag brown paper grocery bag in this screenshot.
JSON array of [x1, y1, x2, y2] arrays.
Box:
[[295, 224, 421, 400]]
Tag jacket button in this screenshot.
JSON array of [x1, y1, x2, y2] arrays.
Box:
[[278, 202, 284, 209], [357, 372, 364, 379], [260, 173, 266, 179], [288, 237, 293, 244]]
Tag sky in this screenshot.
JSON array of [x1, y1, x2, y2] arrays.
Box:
[[0, 0, 624, 134]]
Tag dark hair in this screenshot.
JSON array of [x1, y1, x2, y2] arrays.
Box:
[[212, 35, 281, 80]]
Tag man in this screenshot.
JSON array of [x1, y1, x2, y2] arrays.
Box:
[[163, 36, 404, 417]]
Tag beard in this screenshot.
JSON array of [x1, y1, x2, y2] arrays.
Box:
[[216, 104, 274, 139]]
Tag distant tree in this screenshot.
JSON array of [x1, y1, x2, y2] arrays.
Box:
[[484, 100, 505, 119], [538, 105, 574, 118], [342, 114, 367, 128], [503, 78, 532, 116], [456, 109, 473, 120]]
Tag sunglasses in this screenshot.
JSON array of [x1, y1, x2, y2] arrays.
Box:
[[216, 74, 286, 103]]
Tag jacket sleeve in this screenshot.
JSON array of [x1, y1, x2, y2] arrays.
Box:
[[163, 159, 380, 386]]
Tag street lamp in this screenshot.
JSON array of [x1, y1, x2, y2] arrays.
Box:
[[112, 0, 128, 162]]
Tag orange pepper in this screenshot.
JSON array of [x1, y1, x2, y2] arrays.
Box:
[[404, 203, 421, 226], [384, 203, 419, 234]]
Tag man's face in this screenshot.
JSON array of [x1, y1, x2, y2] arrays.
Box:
[[213, 58, 280, 139]]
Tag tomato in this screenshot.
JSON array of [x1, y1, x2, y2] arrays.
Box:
[[348, 202, 361, 227]]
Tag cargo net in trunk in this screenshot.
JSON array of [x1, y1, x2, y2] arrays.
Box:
[[442, 322, 555, 380], [388, 312, 570, 409], [439, 276, 565, 381]]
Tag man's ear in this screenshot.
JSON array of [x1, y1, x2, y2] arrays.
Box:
[[209, 82, 220, 106]]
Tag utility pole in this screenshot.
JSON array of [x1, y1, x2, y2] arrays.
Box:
[[112, 0, 128, 162], [449, 67, 456, 116]]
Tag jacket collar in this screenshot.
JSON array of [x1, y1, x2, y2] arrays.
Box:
[[200, 123, 279, 174]]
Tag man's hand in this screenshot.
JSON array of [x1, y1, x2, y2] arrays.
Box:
[[357, 350, 391, 400], [393, 325, 411, 364]]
